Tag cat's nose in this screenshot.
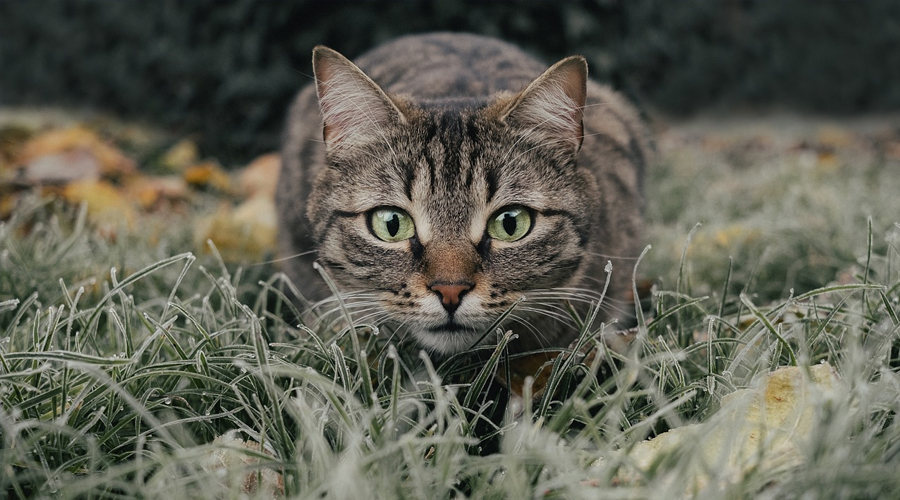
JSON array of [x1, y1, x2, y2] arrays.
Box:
[[429, 283, 473, 312]]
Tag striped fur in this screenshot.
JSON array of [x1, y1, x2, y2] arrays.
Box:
[[276, 33, 650, 355]]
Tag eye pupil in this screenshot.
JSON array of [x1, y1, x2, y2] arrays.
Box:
[[370, 208, 414, 242], [502, 213, 517, 236], [486, 205, 531, 242], [386, 213, 400, 236]]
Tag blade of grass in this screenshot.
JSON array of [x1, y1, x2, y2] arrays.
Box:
[[739, 293, 797, 366]]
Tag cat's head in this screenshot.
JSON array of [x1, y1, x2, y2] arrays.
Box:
[[306, 46, 599, 354]]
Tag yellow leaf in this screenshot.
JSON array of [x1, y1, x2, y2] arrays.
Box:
[[600, 364, 839, 491], [183, 161, 231, 192], [160, 139, 199, 172], [194, 196, 276, 261], [63, 179, 136, 234]]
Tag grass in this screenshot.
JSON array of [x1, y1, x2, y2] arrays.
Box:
[[2, 115, 900, 499]]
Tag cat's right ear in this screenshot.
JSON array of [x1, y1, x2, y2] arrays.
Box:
[[312, 46, 406, 151]]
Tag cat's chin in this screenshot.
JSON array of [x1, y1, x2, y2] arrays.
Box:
[[411, 324, 488, 355]]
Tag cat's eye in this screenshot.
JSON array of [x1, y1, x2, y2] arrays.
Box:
[[487, 206, 532, 242], [369, 208, 416, 242]]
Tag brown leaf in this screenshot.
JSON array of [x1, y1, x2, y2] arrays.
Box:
[[239, 153, 281, 199], [201, 431, 284, 497], [884, 140, 900, 160], [15, 127, 136, 182], [816, 125, 855, 149], [183, 161, 231, 192], [496, 327, 638, 408], [0, 125, 33, 169], [123, 175, 190, 211], [494, 351, 559, 401], [0, 191, 19, 220]]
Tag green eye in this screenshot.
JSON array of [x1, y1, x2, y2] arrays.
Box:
[[370, 208, 415, 242], [487, 206, 532, 242]]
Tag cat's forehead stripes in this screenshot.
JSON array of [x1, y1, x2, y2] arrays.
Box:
[[406, 108, 489, 244], [404, 104, 578, 246]]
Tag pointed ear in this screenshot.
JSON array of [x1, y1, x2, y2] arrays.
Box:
[[312, 46, 406, 150], [501, 56, 587, 152]]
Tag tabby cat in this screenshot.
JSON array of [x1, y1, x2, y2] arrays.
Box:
[[276, 33, 649, 355]]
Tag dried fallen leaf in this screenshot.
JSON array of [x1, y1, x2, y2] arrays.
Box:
[[687, 224, 762, 258], [183, 161, 231, 192], [199, 431, 283, 497], [816, 125, 855, 149], [495, 351, 558, 402], [15, 127, 136, 182], [239, 153, 281, 199], [816, 151, 840, 171], [0, 191, 19, 220], [124, 174, 190, 211], [63, 179, 136, 234], [0, 125, 33, 168], [233, 195, 277, 241], [160, 139, 200, 172], [498, 327, 638, 418], [884, 140, 900, 161], [194, 196, 276, 260], [599, 363, 839, 492]]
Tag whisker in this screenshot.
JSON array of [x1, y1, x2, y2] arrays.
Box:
[[351, 310, 394, 325], [254, 250, 319, 266], [517, 305, 579, 325], [581, 250, 645, 261], [524, 288, 636, 319]]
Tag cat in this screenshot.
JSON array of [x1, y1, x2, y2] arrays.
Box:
[[276, 33, 649, 356]]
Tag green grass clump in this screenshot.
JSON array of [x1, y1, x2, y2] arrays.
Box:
[[2, 178, 899, 497]]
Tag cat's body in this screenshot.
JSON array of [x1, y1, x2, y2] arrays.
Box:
[[277, 33, 649, 355]]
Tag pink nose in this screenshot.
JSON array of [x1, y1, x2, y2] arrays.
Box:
[[429, 283, 473, 311]]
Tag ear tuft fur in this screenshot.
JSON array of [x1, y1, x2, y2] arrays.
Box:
[[501, 56, 588, 152], [312, 46, 405, 150]]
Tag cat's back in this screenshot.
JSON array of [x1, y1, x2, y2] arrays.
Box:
[[350, 32, 547, 99]]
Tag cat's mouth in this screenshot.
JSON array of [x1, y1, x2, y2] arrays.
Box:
[[427, 320, 471, 333], [412, 319, 489, 354]]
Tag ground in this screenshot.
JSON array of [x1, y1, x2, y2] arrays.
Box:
[[1, 108, 899, 498]]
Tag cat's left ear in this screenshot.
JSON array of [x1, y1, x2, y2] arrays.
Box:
[[501, 56, 587, 153]]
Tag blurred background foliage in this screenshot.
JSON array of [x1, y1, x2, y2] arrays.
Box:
[[3, 0, 900, 164]]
